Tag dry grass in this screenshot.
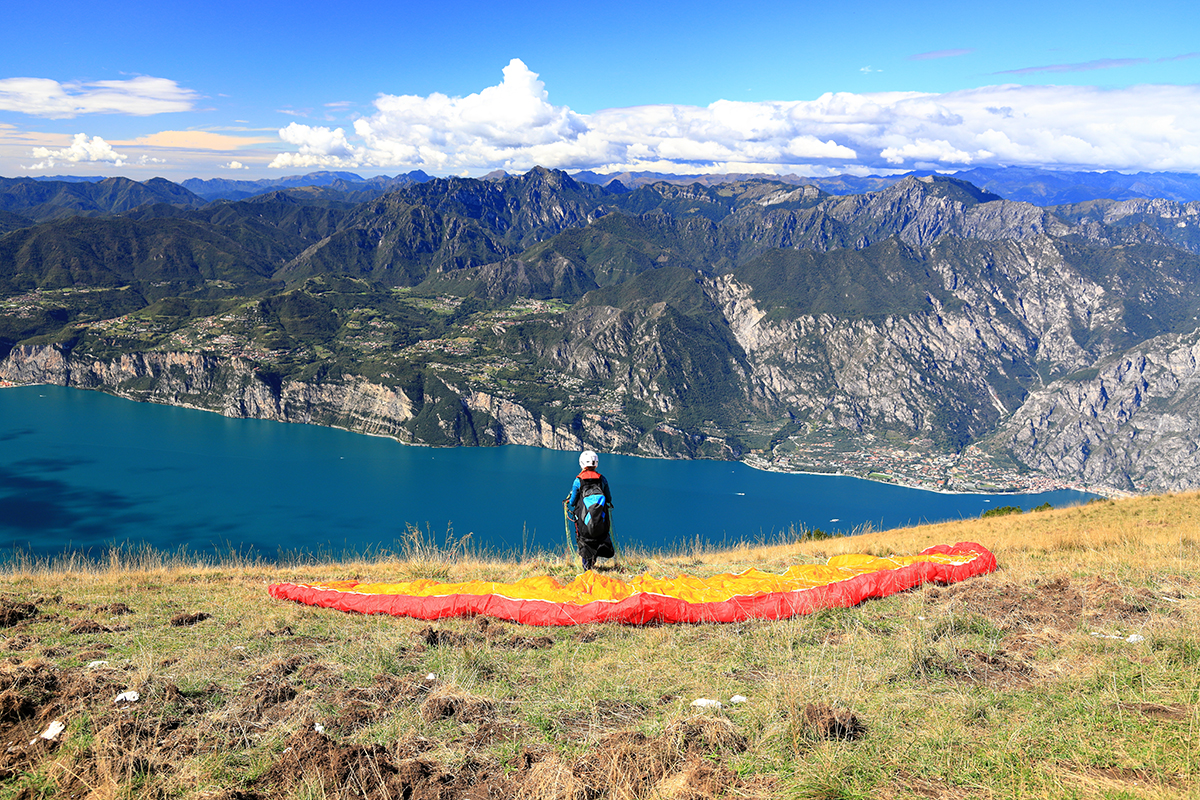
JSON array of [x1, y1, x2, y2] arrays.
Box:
[[1, 492, 1198, 799], [722, 491, 1199, 577]]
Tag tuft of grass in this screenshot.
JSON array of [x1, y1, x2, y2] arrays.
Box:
[[389, 522, 476, 581]]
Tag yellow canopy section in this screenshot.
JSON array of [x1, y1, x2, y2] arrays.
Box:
[[316, 550, 976, 606]]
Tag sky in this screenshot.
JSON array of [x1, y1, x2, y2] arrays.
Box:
[[2, 0, 1198, 182]]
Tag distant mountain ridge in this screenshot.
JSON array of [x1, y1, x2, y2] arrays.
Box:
[[9, 165, 1200, 207], [0, 176, 206, 222], [572, 167, 1200, 206], [179, 170, 433, 201]]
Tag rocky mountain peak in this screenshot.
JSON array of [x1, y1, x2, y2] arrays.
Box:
[[883, 175, 1003, 206], [518, 165, 576, 189]]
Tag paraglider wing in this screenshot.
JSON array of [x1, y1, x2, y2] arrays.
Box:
[[268, 542, 997, 626]]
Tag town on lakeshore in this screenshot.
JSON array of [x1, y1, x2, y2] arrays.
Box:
[[745, 428, 1122, 498]]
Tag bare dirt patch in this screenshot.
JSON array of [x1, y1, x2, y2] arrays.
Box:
[[0, 688, 35, 724], [251, 727, 512, 800], [0, 659, 58, 715], [470, 718, 533, 746], [1, 635, 35, 652], [163, 682, 223, 712], [69, 618, 113, 635], [415, 624, 469, 648], [501, 634, 556, 650], [95, 602, 134, 616], [0, 601, 37, 628], [915, 647, 1033, 687], [419, 686, 496, 724], [37, 666, 122, 721], [414, 620, 556, 652], [518, 716, 749, 800], [327, 673, 426, 734], [233, 654, 309, 720], [248, 655, 304, 681], [1114, 702, 1192, 721], [926, 575, 1154, 654], [76, 645, 112, 661], [798, 702, 866, 741]]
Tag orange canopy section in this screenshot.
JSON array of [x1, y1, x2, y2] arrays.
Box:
[[269, 542, 996, 626]]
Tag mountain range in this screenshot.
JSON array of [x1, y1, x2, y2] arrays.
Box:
[[18, 165, 1200, 208], [3, 166, 1199, 496]]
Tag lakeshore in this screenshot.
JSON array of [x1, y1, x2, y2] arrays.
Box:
[[0, 384, 1098, 562], [1, 377, 1119, 500]]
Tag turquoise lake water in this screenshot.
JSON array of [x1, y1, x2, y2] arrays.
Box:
[[0, 385, 1097, 561]]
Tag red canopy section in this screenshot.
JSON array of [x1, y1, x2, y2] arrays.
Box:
[[268, 542, 996, 626]]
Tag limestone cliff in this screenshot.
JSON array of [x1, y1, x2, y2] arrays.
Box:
[[990, 329, 1200, 493], [0, 345, 419, 441], [0, 343, 745, 461]]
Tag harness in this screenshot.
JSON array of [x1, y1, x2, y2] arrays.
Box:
[[574, 470, 609, 536]]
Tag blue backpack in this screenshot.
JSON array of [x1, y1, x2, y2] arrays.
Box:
[[575, 477, 610, 541]]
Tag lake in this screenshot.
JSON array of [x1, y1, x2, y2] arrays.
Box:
[[0, 385, 1097, 562]]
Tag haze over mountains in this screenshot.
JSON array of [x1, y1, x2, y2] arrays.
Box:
[[2, 166, 1199, 495]]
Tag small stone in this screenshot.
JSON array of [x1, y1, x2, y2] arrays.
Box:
[[33, 720, 65, 743]]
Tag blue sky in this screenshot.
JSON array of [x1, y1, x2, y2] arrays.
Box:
[[2, 0, 1198, 180]]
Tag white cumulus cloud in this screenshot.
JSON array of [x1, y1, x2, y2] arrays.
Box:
[[271, 122, 365, 169], [0, 76, 198, 119], [881, 139, 975, 165], [27, 133, 127, 169], [269, 60, 1200, 175]]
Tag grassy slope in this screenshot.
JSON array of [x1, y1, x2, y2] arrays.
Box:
[[1, 492, 1198, 799]]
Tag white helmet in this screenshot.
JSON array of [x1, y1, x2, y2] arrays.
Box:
[[579, 450, 599, 470]]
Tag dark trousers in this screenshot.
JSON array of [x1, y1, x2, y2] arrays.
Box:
[[574, 520, 614, 569]]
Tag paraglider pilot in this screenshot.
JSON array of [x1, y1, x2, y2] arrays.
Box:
[[565, 450, 615, 571]]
